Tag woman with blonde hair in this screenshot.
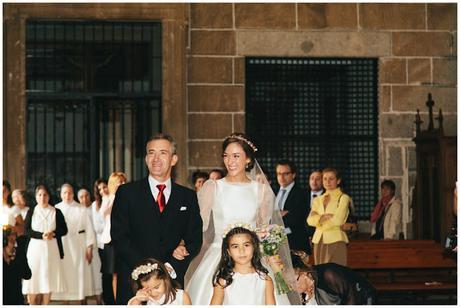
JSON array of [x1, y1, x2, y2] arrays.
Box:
[[100, 172, 127, 302]]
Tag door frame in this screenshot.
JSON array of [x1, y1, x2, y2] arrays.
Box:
[[4, 3, 189, 186]]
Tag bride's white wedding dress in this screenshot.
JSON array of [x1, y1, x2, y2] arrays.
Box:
[[185, 178, 291, 305]]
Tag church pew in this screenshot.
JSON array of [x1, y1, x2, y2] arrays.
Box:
[[346, 240, 457, 304]]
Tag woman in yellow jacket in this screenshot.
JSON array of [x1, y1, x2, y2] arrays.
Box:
[[307, 168, 350, 266]]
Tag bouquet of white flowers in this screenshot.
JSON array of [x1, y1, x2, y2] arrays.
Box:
[[256, 224, 293, 295]]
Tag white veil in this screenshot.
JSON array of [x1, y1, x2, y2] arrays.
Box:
[[250, 159, 302, 305], [184, 160, 301, 304]]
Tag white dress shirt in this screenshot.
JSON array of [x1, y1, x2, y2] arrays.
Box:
[[91, 201, 106, 249], [148, 176, 172, 204], [276, 181, 295, 211]]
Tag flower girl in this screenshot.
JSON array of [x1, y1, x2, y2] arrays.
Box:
[[210, 224, 276, 305], [127, 258, 191, 305]]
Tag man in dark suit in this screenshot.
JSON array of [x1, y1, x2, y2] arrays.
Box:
[[306, 170, 324, 252], [275, 160, 311, 255], [111, 133, 203, 304]]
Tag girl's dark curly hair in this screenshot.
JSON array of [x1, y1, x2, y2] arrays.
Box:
[[130, 258, 180, 305], [212, 227, 268, 288]]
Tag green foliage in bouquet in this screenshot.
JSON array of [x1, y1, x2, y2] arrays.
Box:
[[256, 224, 293, 295]]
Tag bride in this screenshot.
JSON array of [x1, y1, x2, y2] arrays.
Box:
[[184, 133, 301, 305]]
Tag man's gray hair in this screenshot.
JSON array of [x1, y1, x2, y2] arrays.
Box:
[[146, 133, 177, 154]]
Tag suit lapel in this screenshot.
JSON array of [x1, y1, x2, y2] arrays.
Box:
[[162, 181, 179, 216], [283, 185, 296, 211]]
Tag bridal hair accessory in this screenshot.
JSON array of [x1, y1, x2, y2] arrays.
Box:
[[222, 222, 255, 238], [131, 263, 159, 280], [226, 134, 258, 153]]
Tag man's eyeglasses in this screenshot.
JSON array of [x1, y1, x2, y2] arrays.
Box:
[[276, 172, 292, 177]]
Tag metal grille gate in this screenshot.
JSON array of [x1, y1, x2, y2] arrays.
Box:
[[26, 20, 162, 199], [246, 57, 378, 218]]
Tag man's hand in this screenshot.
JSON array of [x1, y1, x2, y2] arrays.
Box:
[[86, 246, 93, 264], [173, 244, 189, 260], [280, 210, 289, 217]]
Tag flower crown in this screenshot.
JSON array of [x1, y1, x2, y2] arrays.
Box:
[[222, 222, 255, 238], [131, 263, 159, 280], [226, 134, 258, 153]]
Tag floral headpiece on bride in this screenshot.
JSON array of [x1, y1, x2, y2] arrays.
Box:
[[226, 134, 258, 153], [222, 222, 255, 238]]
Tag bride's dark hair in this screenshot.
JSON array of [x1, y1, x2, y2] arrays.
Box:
[[212, 227, 268, 288], [222, 132, 257, 171]]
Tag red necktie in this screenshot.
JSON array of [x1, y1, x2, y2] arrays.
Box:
[[156, 184, 166, 213]]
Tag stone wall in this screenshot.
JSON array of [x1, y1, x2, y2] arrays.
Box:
[[187, 3, 457, 237]]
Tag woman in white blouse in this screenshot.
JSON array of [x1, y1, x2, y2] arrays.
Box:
[[100, 172, 127, 303], [91, 178, 113, 304]]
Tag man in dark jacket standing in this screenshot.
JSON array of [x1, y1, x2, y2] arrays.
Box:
[[111, 133, 203, 304], [275, 160, 311, 255]]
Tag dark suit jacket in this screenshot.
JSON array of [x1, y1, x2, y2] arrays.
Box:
[[280, 183, 311, 254], [111, 178, 203, 305], [306, 190, 322, 247]]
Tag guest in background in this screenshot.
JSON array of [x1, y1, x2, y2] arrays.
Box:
[[77, 188, 91, 207], [91, 178, 114, 304], [53, 184, 95, 304], [291, 251, 376, 305], [209, 169, 224, 180], [3, 180, 13, 207], [370, 180, 402, 240], [101, 172, 127, 302], [192, 171, 208, 192], [3, 224, 31, 305], [306, 170, 324, 253], [12, 189, 30, 221], [307, 168, 350, 266], [22, 184, 68, 305], [78, 188, 103, 305], [275, 160, 311, 255], [3, 180, 22, 229], [308, 170, 324, 209]]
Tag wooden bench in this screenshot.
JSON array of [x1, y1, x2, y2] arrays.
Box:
[[347, 240, 457, 304]]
